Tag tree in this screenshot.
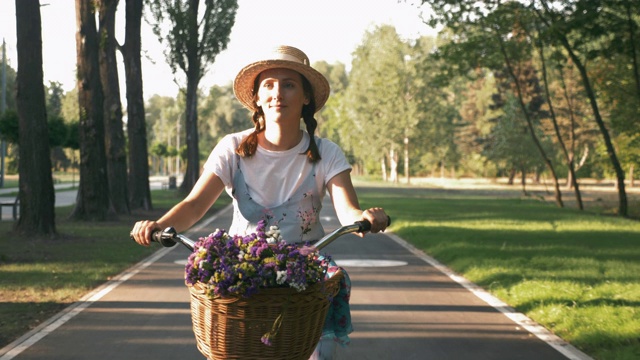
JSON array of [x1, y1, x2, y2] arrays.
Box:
[[45, 82, 71, 171], [412, 35, 461, 180], [146, 94, 184, 174], [14, 0, 56, 235], [0, 43, 17, 112], [71, 0, 112, 220], [1, 42, 18, 186], [150, 142, 168, 174], [533, 25, 584, 209], [422, 1, 565, 206], [455, 69, 498, 176], [312, 60, 348, 133], [343, 25, 416, 181], [147, 0, 238, 192], [485, 93, 548, 192], [122, 0, 152, 210], [99, 0, 129, 214], [200, 84, 248, 145], [0, 110, 19, 144], [46, 81, 64, 117], [490, 6, 564, 207], [59, 89, 81, 177], [531, 0, 630, 216]]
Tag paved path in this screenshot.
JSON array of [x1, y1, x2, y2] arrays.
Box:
[[0, 196, 592, 360], [0, 178, 168, 219]]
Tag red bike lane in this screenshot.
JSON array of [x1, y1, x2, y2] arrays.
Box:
[[0, 200, 592, 360]]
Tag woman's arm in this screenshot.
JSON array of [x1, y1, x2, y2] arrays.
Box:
[[130, 171, 225, 246], [327, 170, 388, 235]]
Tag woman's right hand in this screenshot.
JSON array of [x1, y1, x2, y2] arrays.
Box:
[[130, 220, 161, 247]]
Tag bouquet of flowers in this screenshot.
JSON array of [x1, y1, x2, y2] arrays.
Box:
[[185, 219, 330, 299]]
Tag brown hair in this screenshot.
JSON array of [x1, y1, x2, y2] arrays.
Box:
[[235, 73, 321, 163]]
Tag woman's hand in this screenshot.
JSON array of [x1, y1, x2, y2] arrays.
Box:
[[360, 207, 389, 235], [130, 220, 162, 247]]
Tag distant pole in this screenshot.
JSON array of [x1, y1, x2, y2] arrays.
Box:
[[176, 117, 180, 177], [1, 38, 7, 188]]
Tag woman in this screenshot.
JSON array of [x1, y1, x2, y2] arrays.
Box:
[[131, 45, 389, 359]]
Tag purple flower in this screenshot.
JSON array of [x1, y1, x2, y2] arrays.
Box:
[[184, 226, 329, 298]]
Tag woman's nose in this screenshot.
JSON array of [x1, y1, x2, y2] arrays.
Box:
[[270, 84, 281, 100]]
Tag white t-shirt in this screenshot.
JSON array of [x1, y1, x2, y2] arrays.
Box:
[[203, 129, 352, 208]]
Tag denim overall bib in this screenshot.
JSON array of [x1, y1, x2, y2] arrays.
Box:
[[230, 161, 324, 244], [228, 143, 353, 345]]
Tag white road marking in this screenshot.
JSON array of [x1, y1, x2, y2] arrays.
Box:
[[335, 259, 408, 267]]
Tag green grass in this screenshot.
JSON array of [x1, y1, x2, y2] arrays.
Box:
[[356, 186, 640, 360], [0, 179, 19, 188], [0, 189, 230, 348]]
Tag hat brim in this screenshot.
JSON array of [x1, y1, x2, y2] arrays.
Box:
[[234, 59, 330, 113]]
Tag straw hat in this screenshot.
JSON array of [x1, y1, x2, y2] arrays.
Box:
[[233, 45, 330, 113]]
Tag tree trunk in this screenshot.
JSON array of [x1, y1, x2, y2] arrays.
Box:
[[71, 0, 112, 221], [180, 0, 201, 193], [565, 44, 627, 216], [122, 0, 152, 210], [508, 168, 516, 185], [403, 134, 410, 184], [380, 157, 387, 182], [15, 0, 56, 236], [495, 33, 563, 207], [534, 27, 583, 209], [389, 146, 398, 184], [99, 0, 129, 214], [181, 77, 200, 192]]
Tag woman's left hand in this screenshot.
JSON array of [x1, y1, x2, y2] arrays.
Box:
[[361, 207, 389, 234]]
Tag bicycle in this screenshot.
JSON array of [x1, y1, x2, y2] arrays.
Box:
[[145, 219, 387, 360]]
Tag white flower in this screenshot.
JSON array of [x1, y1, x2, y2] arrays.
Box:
[[237, 250, 245, 261], [265, 225, 283, 243], [276, 270, 287, 285], [290, 281, 307, 292]]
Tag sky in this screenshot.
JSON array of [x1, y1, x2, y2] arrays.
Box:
[[1, 0, 436, 100]]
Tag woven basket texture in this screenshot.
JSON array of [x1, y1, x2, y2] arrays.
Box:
[[189, 271, 343, 360]]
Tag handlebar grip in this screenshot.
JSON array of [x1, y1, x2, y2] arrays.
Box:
[[354, 216, 391, 232], [354, 220, 371, 232], [151, 227, 178, 247]]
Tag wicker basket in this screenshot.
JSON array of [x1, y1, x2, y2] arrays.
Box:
[[188, 271, 343, 360]]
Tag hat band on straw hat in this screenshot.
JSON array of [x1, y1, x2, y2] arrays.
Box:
[[270, 52, 309, 65]]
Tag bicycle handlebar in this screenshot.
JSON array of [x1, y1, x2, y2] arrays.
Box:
[[141, 216, 391, 253]]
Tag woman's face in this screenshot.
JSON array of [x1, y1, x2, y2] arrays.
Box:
[[255, 68, 310, 125]]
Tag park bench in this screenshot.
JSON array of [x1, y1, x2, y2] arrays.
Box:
[[0, 195, 19, 221], [161, 176, 177, 190]]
